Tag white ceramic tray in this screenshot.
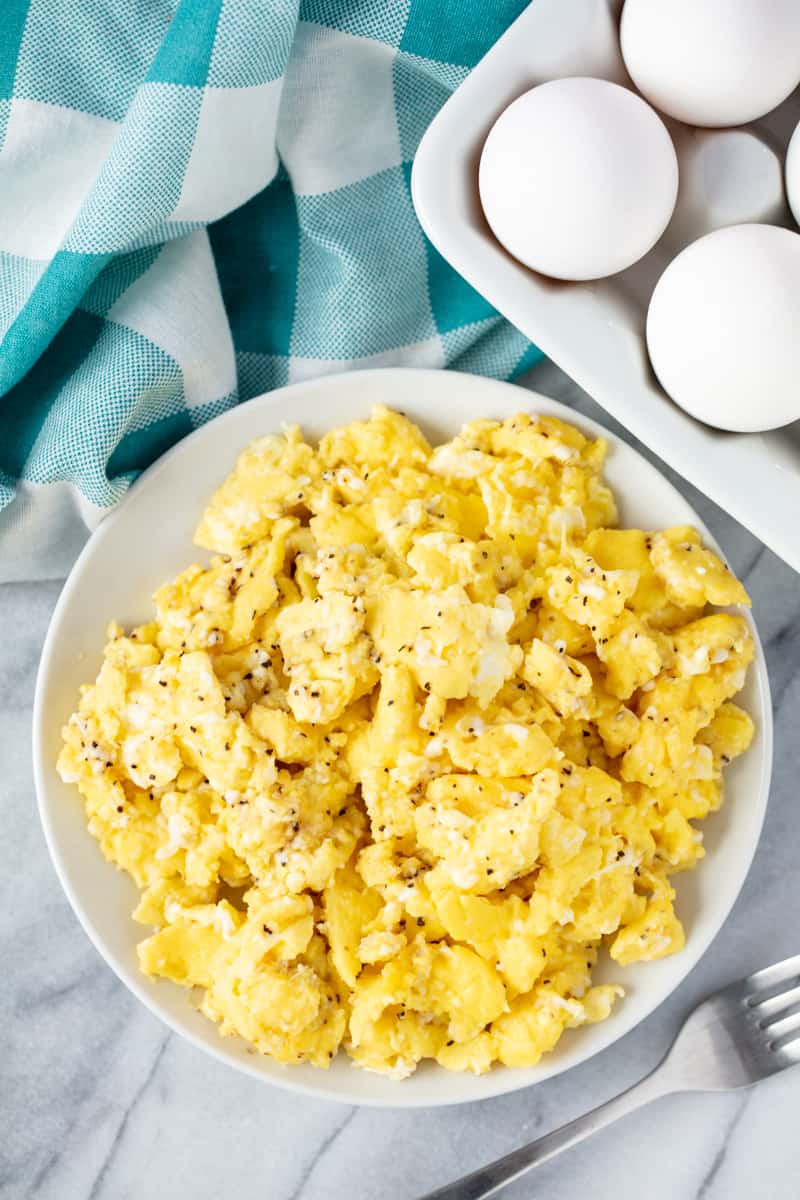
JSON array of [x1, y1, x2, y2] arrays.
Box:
[[412, 0, 800, 573]]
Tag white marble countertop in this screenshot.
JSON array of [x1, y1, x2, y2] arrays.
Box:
[[4, 361, 799, 1200]]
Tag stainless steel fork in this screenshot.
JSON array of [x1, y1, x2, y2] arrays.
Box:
[[421, 954, 800, 1200]]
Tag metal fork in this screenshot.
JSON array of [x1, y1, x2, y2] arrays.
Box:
[[421, 954, 800, 1200]]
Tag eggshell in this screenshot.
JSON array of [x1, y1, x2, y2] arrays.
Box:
[[621, 0, 800, 128], [786, 118, 800, 228], [646, 224, 800, 433], [478, 77, 678, 281]]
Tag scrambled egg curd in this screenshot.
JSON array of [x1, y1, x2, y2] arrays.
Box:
[[58, 407, 755, 1078]]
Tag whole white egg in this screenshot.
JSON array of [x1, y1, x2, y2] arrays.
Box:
[[646, 224, 800, 432], [478, 77, 678, 281], [621, 0, 800, 128], [786, 118, 800, 228]]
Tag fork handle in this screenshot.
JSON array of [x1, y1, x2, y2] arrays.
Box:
[[420, 1067, 675, 1200]]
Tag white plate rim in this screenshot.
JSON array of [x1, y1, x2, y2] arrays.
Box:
[[32, 366, 773, 1108]]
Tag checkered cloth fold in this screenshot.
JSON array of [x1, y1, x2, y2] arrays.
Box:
[[0, 0, 539, 579]]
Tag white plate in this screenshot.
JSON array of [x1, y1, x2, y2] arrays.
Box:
[[411, 0, 800, 573], [33, 368, 772, 1108]]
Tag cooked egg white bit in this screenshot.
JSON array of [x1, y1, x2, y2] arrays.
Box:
[[57, 406, 755, 1077]]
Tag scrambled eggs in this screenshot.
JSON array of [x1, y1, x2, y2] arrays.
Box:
[[58, 406, 755, 1077]]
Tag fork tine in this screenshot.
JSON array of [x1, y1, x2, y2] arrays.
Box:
[[764, 1009, 800, 1045], [772, 1036, 800, 1064], [751, 982, 800, 1021], [745, 953, 800, 997]]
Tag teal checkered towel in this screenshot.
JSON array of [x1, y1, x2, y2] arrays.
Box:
[[0, 0, 539, 579]]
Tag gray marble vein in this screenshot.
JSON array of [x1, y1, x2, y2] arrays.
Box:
[[695, 1095, 750, 1200], [3, 362, 799, 1200]]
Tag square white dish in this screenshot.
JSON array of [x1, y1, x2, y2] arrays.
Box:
[[411, 0, 800, 573]]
